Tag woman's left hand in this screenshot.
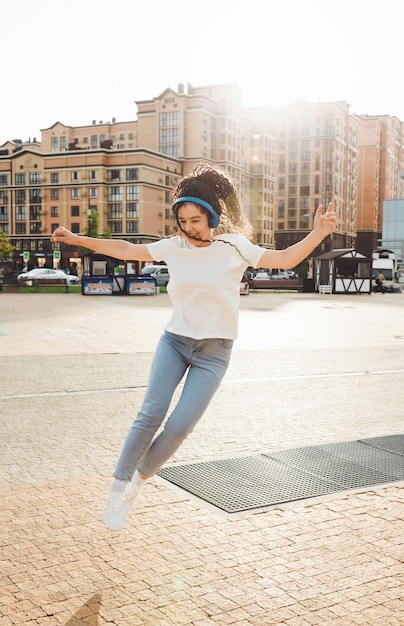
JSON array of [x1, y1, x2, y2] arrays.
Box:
[[313, 203, 336, 238]]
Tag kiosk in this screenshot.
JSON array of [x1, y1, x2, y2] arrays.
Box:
[[314, 249, 372, 294]]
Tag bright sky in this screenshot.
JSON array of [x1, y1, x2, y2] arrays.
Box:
[[1, 0, 403, 145]]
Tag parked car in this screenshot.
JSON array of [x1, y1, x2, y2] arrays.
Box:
[[270, 272, 291, 280], [254, 271, 271, 280], [17, 268, 80, 284], [141, 265, 170, 287]]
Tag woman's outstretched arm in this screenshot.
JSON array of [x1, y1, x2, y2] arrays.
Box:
[[258, 203, 336, 270], [51, 227, 154, 262]]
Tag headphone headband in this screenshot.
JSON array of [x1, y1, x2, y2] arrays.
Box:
[[172, 196, 220, 228]]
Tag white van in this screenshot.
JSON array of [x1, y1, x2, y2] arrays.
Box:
[[141, 265, 170, 286]]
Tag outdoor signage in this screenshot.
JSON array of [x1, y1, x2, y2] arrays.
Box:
[[127, 275, 157, 296], [82, 276, 114, 295]]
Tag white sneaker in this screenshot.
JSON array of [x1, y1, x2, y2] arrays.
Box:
[[104, 482, 143, 531], [104, 492, 131, 531], [124, 480, 143, 506]]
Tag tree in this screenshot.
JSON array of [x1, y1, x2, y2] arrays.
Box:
[[297, 263, 309, 279], [0, 229, 14, 262], [78, 209, 111, 254], [85, 208, 100, 238]]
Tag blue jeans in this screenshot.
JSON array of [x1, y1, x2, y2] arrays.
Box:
[[114, 331, 233, 479]]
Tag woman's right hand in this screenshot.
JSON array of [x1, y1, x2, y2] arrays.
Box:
[[51, 227, 79, 245]]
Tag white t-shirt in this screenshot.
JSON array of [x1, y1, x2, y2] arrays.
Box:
[[147, 233, 265, 340]]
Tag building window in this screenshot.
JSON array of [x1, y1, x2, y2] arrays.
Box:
[[126, 168, 138, 181], [160, 112, 179, 155], [51, 189, 59, 200], [160, 112, 179, 126], [51, 206, 59, 217], [71, 206, 80, 217], [30, 207, 41, 220], [30, 223, 41, 234], [107, 220, 122, 233], [71, 223, 80, 233], [16, 173, 26, 185], [30, 172, 41, 184], [30, 189, 41, 203], [91, 135, 98, 149], [51, 172, 59, 183], [60, 136, 67, 151], [89, 188, 98, 199], [51, 137, 58, 152], [159, 128, 180, 144], [71, 188, 80, 199], [126, 203, 139, 218], [51, 223, 59, 232], [16, 223, 26, 234], [71, 171, 79, 182], [107, 204, 122, 218], [0, 207, 8, 220], [89, 170, 97, 181], [108, 169, 122, 182], [16, 206, 26, 221], [15, 190, 26, 203], [0, 174, 9, 185], [127, 221, 138, 233], [126, 185, 139, 201], [160, 145, 179, 157], [108, 187, 122, 201]]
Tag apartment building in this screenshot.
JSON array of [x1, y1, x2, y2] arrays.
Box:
[[272, 100, 358, 257], [355, 114, 404, 257], [136, 82, 277, 246], [0, 120, 182, 269]]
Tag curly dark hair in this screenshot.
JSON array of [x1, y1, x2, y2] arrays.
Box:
[[171, 163, 254, 239]]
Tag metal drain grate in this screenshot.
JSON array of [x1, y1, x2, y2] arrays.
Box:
[[360, 434, 404, 456], [156, 435, 404, 514]]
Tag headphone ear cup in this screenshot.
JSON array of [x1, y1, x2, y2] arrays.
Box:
[[208, 213, 220, 228]]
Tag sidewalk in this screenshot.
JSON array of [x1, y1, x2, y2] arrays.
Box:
[[0, 292, 403, 625]]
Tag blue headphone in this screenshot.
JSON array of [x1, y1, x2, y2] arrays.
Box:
[[172, 196, 220, 228]]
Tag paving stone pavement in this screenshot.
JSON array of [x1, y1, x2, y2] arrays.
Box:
[[0, 291, 403, 625]]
